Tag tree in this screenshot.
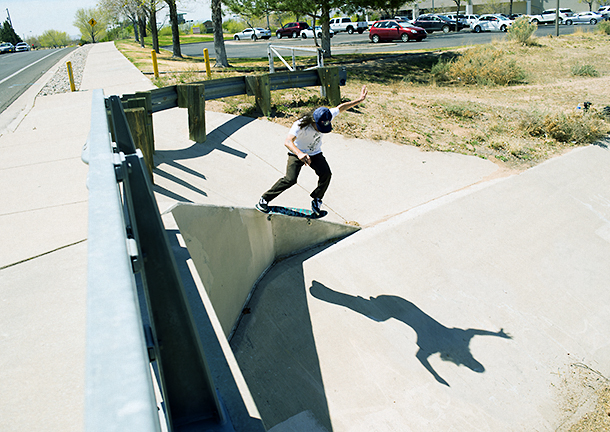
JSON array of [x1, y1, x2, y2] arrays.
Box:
[[39, 30, 71, 47], [0, 20, 22, 45], [74, 7, 107, 42], [578, 0, 595, 11], [164, 0, 182, 57], [97, 0, 143, 44], [211, 0, 230, 67]]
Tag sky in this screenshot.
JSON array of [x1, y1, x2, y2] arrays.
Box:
[[1, 0, 213, 39]]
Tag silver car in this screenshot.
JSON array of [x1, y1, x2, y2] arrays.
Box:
[[233, 27, 271, 41], [0, 42, 15, 54], [564, 11, 603, 25]]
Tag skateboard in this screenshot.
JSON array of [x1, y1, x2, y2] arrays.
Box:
[[262, 205, 327, 220]]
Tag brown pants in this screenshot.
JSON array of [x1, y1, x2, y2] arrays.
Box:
[[262, 153, 332, 202]]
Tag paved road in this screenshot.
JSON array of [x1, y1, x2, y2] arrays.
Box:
[[0, 47, 75, 114], [174, 22, 596, 59]]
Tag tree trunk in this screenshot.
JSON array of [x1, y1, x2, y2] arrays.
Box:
[[166, 0, 182, 58], [138, 14, 147, 48], [321, 2, 331, 58], [150, 6, 159, 53], [211, 0, 230, 67], [129, 16, 139, 43]]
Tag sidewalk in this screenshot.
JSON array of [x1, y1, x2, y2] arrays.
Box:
[[0, 42, 154, 432]]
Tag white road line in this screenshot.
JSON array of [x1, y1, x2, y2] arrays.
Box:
[[0, 48, 67, 86]]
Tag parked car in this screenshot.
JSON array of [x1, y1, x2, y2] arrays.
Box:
[[413, 14, 465, 33], [529, 8, 574, 25], [15, 42, 30, 51], [445, 13, 478, 25], [598, 5, 610, 19], [564, 11, 603, 25], [276, 22, 309, 38], [301, 26, 334, 39], [470, 14, 513, 32], [394, 16, 412, 23], [0, 42, 15, 53], [369, 20, 427, 43], [233, 27, 271, 41], [329, 17, 368, 34]]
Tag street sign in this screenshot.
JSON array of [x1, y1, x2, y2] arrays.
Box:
[[89, 18, 97, 27]]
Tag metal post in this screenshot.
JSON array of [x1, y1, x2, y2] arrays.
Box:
[[151, 50, 159, 79], [67, 61, 76, 92], [555, 0, 560, 36], [203, 48, 212, 79]]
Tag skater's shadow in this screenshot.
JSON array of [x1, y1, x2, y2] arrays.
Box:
[[309, 281, 512, 386]]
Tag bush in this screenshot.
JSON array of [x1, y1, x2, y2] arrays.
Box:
[[432, 45, 526, 86], [598, 20, 610, 35], [520, 110, 607, 144], [571, 64, 599, 77], [222, 19, 243, 34], [507, 16, 537, 45]]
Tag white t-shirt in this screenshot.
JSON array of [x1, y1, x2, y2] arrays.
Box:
[[288, 107, 340, 156]]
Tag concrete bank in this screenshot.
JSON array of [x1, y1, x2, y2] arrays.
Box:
[[231, 143, 610, 431]]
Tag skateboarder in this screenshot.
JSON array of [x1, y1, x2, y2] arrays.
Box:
[[256, 85, 368, 215]]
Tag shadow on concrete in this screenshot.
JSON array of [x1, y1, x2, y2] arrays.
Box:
[[230, 246, 335, 431], [309, 281, 512, 387], [152, 116, 252, 202], [163, 229, 267, 431]]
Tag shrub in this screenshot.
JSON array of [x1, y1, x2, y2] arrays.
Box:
[[571, 64, 599, 77], [598, 20, 610, 35], [520, 110, 607, 144], [432, 45, 526, 86], [507, 16, 537, 45]]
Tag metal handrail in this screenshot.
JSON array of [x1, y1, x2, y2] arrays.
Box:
[[267, 43, 324, 73]]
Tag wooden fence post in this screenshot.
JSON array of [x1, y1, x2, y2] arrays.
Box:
[[317, 66, 341, 106], [245, 74, 271, 117], [124, 107, 154, 182], [177, 84, 206, 143]]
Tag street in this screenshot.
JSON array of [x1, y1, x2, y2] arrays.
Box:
[[0, 47, 75, 114], [176, 23, 596, 59]]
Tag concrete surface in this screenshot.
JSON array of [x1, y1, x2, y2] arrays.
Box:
[[2, 39, 609, 432], [171, 203, 359, 337], [231, 144, 610, 431]]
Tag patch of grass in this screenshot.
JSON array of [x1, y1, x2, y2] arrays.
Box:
[[115, 33, 610, 170], [571, 64, 599, 77], [432, 45, 527, 86]]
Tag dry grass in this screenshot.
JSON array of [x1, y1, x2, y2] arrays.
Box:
[[116, 30, 610, 173]]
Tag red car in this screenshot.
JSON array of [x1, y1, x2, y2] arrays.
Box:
[[369, 20, 427, 43], [276, 22, 309, 39]]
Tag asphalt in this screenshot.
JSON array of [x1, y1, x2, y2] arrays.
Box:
[[1, 41, 609, 432]]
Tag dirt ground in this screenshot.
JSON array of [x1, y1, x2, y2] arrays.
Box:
[[116, 29, 610, 429]]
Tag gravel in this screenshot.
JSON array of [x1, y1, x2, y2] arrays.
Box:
[[38, 44, 93, 96]]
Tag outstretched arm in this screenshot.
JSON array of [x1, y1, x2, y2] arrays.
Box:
[[336, 85, 368, 113]]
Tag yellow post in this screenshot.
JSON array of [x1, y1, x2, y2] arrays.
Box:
[[66, 61, 76, 92], [151, 50, 159, 79], [203, 48, 211, 79]]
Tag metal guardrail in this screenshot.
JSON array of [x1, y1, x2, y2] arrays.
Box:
[[83, 89, 161, 431], [83, 89, 258, 431]]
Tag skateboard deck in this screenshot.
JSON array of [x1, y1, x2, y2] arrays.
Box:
[[266, 205, 327, 219]]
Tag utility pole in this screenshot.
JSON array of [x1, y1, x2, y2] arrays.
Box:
[[555, 0, 560, 36]]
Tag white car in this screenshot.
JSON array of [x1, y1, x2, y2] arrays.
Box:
[[15, 42, 30, 52], [470, 14, 513, 32], [564, 11, 603, 25], [301, 26, 334, 39], [233, 27, 271, 41]]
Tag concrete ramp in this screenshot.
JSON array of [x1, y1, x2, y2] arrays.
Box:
[[171, 203, 359, 337], [230, 145, 610, 431]]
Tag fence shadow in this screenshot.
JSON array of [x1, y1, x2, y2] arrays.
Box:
[[309, 281, 512, 387]]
